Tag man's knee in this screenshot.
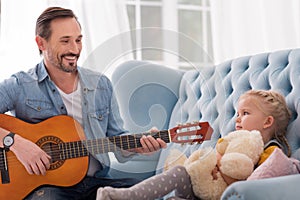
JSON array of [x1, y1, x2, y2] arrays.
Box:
[[24, 186, 68, 200]]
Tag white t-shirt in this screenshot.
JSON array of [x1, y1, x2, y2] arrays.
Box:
[[56, 81, 83, 125], [56, 81, 102, 177]]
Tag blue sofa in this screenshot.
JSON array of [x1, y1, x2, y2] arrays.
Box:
[[110, 48, 300, 199]]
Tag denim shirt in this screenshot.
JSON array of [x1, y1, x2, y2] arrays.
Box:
[[0, 61, 132, 177]]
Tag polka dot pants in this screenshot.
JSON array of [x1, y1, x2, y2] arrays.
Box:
[[97, 165, 198, 200]]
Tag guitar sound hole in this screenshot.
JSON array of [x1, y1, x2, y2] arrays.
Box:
[[36, 136, 65, 170]]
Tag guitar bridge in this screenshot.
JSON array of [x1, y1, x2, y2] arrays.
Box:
[[0, 148, 10, 184]]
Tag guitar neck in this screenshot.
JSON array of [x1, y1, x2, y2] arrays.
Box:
[[58, 130, 170, 160]]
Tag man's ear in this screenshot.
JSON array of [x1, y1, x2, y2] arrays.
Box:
[[35, 36, 45, 51], [263, 116, 274, 129]]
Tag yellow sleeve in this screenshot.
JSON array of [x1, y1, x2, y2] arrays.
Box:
[[257, 145, 278, 166]]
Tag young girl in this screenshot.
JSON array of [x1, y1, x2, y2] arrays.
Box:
[[97, 90, 291, 200]]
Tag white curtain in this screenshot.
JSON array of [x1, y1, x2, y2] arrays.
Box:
[[210, 0, 300, 64], [0, 0, 131, 80]]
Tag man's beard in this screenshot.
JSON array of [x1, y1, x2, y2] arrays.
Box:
[[58, 53, 79, 73], [59, 62, 77, 73]]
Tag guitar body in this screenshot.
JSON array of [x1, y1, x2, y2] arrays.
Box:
[[0, 114, 88, 200]]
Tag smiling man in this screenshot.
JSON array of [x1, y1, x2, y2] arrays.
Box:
[[0, 7, 166, 199]]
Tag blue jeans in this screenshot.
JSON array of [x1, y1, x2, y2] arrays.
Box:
[[25, 176, 140, 200]]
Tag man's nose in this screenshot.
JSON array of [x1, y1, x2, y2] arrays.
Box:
[[69, 41, 80, 53]]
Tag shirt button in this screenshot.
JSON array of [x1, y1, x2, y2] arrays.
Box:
[[37, 106, 41, 111], [52, 89, 56, 93], [61, 106, 64, 110]]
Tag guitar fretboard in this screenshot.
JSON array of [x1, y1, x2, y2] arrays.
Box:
[[57, 130, 170, 160]]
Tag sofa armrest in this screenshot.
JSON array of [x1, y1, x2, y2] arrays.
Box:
[[112, 60, 184, 132], [110, 60, 184, 180], [221, 174, 300, 200]]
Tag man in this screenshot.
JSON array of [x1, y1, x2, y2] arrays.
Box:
[[0, 7, 166, 199]]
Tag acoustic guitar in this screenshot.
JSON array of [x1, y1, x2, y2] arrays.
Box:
[[0, 114, 213, 199]]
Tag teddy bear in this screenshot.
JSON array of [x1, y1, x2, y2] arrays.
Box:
[[164, 129, 264, 200]]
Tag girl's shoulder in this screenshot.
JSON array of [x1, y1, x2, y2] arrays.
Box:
[[257, 140, 281, 166]]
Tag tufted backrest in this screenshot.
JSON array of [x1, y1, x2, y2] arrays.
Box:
[[157, 48, 300, 172], [112, 49, 300, 173]]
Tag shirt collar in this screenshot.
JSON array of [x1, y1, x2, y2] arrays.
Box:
[[36, 60, 99, 91], [36, 61, 49, 82]]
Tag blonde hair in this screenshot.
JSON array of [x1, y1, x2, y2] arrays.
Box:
[[239, 90, 291, 156]]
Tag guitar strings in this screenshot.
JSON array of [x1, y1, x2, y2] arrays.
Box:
[[0, 133, 170, 168]]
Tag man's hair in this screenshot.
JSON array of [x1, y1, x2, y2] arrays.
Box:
[[35, 7, 81, 54]]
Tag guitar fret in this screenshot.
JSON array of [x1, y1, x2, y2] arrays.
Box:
[[113, 136, 117, 152], [71, 142, 76, 158], [83, 141, 89, 156], [93, 140, 97, 154], [58, 143, 63, 160], [121, 135, 128, 150], [74, 141, 81, 158], [67, 142, 71, 159], [86, 140, 90, 155], [69, 142, 73, 158], [107, 138, 114, 152], [136, 134, 142, 148], [95, 139, 100, 154], [109, 137, 114, 151], [134, 134, 137, 148], [158, 132, 161, 140], [68, 142, 73, 158], [127, 135, 130, 149], [91, 140, 95, 154], [120, 135, 123, 149], [76, 141, 81, 157], [80, 141, 85, 156], [103, 138, 108, 153], [127, 135, 135, 149], [65, 143, 69, 159], [111, 138, 115, 152], [82, 141, 89, 156], [160, 130, 170, 143], [101, 138, 105, 153], [105, 138, 109, 153], [115, 136, 121, 149]]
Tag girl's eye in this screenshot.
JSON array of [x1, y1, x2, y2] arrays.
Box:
[[243, 111, 249, 115]]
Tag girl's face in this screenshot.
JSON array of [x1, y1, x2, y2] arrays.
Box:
[[236, 97, 272, 136]]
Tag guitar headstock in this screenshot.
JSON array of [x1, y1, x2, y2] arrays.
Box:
[[169, 122, 213, 144]]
